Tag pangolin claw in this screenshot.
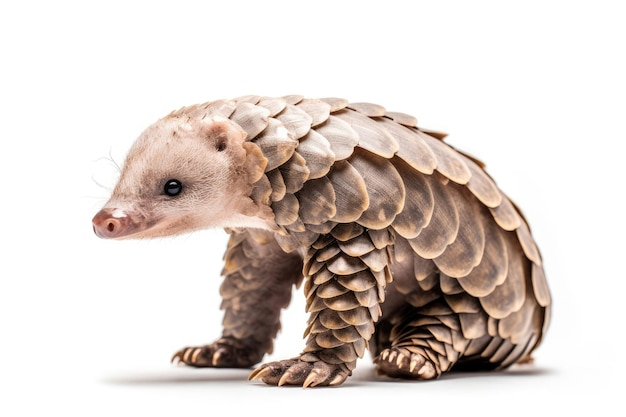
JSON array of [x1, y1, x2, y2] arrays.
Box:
[[249, 358, 350, 387], [375, 347, 440, 380], [171, 349, 186, 365], [171, 346, 211, 367], [248, 366, 272, 381], [302, 372, 320, 388], [211, 350, 223, 366], [172, 338, 264, 368]]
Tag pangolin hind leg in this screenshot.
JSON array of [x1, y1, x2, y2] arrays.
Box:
[[172, 229, 303, 368], [367, 239, 460, 380], [249, 226, 393, 387], [371, 303, 466, 380]]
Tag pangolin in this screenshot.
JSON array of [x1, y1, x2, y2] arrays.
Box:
[[92, 95, 551, 387]]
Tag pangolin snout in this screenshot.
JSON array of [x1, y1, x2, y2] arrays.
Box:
[[92, 208, 134, 239]]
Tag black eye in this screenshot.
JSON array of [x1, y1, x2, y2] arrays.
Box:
[[164, 179, 183, 196]]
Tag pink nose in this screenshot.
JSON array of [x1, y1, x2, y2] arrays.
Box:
[[92, 208, 131, 239]]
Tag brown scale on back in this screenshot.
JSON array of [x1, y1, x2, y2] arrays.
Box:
[[92, 95, 551, 387]]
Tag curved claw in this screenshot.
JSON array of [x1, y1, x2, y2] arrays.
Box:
[[171, 347, 204, 366], [302, 371, 322, 388], [248, 366, 272, 381], [249, 359, 351, 387], [375, 347, 441, 380], [173, 338, 266, 368]]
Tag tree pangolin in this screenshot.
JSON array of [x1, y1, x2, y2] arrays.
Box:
[[92, 95, 551, 387]]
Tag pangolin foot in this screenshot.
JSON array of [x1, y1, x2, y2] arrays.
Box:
[[249, 358, 351, 387], [374, 347, 441, 380], [171, 337, 263, 368]]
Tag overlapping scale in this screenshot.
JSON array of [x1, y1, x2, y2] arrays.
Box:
[[516, 220, 542, 265], [279, 152, 310, 194], [497, 286, 536, 345], [249, 173, 272, 208], [230, 102, 270, 139], [271, 193, 299, 226], [433, 187, 486, 278], [296, 130, 336, 179], [489, 197, 522, 231], [254, 118, 298, 172], [532, 262, 551, 307], [390, 158, 435, 239], [319, 97, 349, 112], [337, 234, 375, 257], [282, 94, 304, 105], [296, 177, 336, 225], [377, 117, 437, 175], [408, 176, 460, 259], [313, 115, 359, 160], [275, 104, 313, 140], [347, 102, 387, 117], [464, 157, 502, 208], [266, 169, 286, 202], [348, 149, 405, 230], [326, 160, 369, 223], [457, 216, 509, 297], [418, 130, 471, 184], [296, 98, 332, 127], [479, 232, 528, 319], [335, 109, 399, 158], [459, 312, 488, 339], [384, 111, 418, 127], [257, 97, 287, 117], [232, 95, 261, 105]]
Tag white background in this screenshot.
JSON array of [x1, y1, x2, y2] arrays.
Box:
[[1, 1, 624, 415]]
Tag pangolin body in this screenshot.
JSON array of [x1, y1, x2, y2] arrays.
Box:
[[92, 95, 551, 387]]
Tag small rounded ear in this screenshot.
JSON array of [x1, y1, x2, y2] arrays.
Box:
[[202, 116, 247, 154]]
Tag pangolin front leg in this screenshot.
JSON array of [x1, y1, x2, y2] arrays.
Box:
[[250, 227, 392, 387], [172, 229, 303, 368]]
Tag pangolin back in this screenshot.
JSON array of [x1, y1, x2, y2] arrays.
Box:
[[170, 95, 551, 370]]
